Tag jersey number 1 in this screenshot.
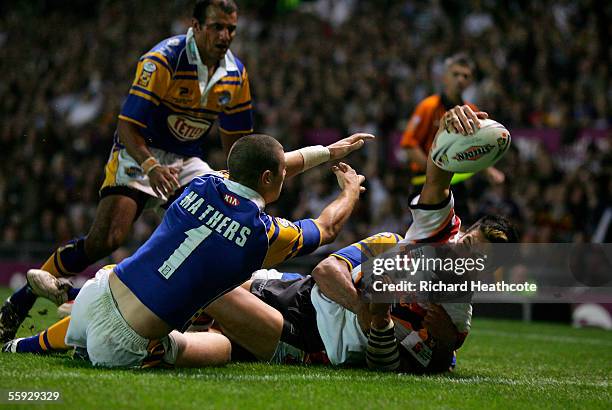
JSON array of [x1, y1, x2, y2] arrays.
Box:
[[158, 225, 213, 279]]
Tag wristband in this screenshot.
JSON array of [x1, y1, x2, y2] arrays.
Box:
[[140, 157, 159, 175], [297, 145, 330, 171], [145, 163, 161, 176]]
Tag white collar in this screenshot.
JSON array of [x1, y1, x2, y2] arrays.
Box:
[[223, 179, 266, 211], [186, 27, 239, 104]]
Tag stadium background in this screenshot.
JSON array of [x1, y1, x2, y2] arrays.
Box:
[[0, 0, 610, 323]]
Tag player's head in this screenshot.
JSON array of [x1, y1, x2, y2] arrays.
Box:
[[443, 53, 475, 99], [459, 214, 519, 246], [228, 134, 286, 204], [192, 0, 238, 64]]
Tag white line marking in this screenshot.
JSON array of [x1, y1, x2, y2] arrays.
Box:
[[1, 370, 608, 389]]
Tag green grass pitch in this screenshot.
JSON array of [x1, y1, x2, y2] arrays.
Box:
[[0, 288, 610, 409]]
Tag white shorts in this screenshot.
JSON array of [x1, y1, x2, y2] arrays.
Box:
[[65, 266, 178, 368], [310, 284, 368, 366], [100, 145, 214, 209]]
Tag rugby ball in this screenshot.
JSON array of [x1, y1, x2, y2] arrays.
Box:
[[431, 119, 511, 173]]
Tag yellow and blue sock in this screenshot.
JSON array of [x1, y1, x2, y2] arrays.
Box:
[[41, 237, 91, 278], [15, 317, 71, 354]]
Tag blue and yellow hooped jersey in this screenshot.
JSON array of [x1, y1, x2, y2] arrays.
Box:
[[331, 232, 404, 278], [115, 173, 321, 331], [117, 35, 253, 158]]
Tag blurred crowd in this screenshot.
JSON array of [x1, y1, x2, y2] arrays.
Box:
[[0, 0, 610, 257]]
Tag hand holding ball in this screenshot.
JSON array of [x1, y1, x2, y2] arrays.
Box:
[[431, 118, 511, 173]]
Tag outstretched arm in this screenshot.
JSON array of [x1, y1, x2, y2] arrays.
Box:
[[419, 106, 488, 205], [313, 162, 366, 245], [284, 133, 375, 179]]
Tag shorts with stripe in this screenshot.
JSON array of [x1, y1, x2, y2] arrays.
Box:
[[100, 144, 213, 210]]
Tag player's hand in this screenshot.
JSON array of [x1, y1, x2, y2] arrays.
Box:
[[442, 105, 489, 136], [332, 162, 366, 194], [327, 133, 375, 161], [423, 304, 458, 348], [149, 166, 180, 199], [369, 302, 392, 330]]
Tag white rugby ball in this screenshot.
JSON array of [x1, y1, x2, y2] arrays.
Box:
[[430, 119, 511, 173]]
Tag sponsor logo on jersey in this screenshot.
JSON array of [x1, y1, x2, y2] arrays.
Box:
[[170, 87, 194, 105], [223, 193, 240, 206], [452, 144, 494, 162], [167, 115, 212, 141]]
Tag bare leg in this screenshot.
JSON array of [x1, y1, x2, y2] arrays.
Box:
[[172, 331, 231, 367], [84, 195, 141, 261], [205, 285, 283, 361]]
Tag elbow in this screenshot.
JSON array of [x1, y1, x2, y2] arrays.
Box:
[[311, 256, 337, 283], [316, 221, 340, 246]]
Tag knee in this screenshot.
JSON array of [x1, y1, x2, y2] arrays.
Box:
[[86, 225, 129, 258]]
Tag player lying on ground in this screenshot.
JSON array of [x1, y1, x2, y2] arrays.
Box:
[[202, 105, 518, 373], [1, 131, 371, 354], [10, 106, 516, 373], [5, 134, 367, 368]]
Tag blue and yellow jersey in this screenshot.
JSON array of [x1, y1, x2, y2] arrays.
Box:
[[117, 35, 253, 158], [331, 232, 403, 277], [115, 173, 320, 331]]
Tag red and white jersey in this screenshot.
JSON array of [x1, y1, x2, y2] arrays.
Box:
[[404, 193, 462, 244], [312, 192, 471, 366], [398, 193, 472, 354]]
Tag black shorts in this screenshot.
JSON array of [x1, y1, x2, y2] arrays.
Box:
[[250, 275, 325, 353]]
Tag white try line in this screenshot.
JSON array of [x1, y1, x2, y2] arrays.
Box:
[[472, 328, 612, 347], [3, 370, 609, 389]]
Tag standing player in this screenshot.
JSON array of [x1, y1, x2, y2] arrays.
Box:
[[17, 134, 365, 367], [399, 53, 504, 184]]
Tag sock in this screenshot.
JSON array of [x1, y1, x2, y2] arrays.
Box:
[[67, 288, 81, 301], [16, 317, 72, 353], [41, 238, 91, 277], [44, 316, 71, 350], [15, 335, 46, 354], [8, 285, 37, 318]]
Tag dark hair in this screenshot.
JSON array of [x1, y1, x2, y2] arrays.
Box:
[[193, 0, 238, 23], [228, 134, 284, 189], [467, 215, 519, 243], [444, 52, 476, 73]]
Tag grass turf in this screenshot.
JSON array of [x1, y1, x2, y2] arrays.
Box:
[[0, 288, 610, 409]]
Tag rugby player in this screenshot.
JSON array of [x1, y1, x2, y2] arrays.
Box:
[[7, 134, 366, 368], [202, 105, 518, 373], [0, 0, 256, 343]]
